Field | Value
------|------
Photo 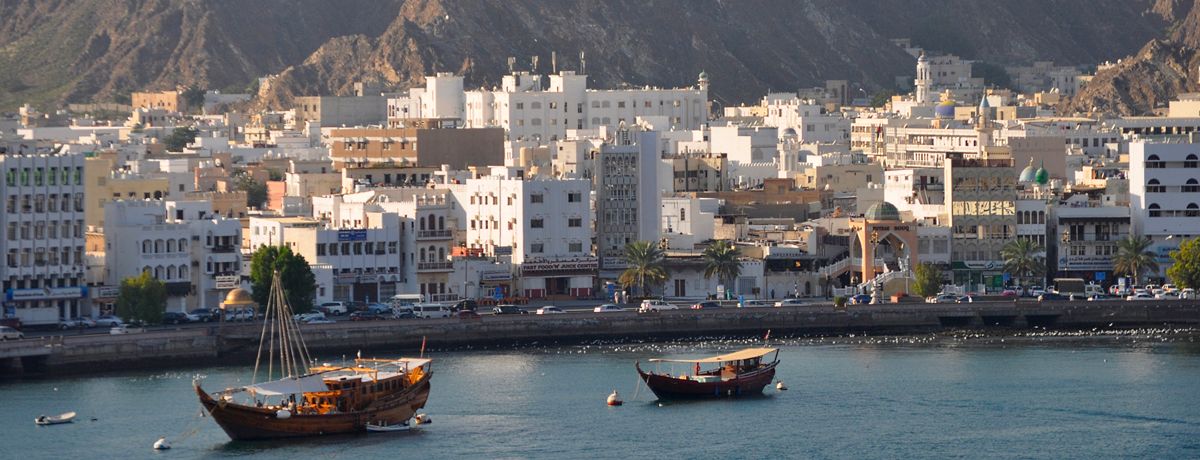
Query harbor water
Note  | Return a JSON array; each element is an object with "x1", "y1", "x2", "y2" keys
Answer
[{"x1": 2, "y1": 330, "x2": 1199, "y2": 459}]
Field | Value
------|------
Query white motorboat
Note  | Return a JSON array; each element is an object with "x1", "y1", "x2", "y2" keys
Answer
[
  {"x1": 366, "y1": 421, "x2": 412, "y2": 432},
  {"x1": 35, "y1": 412, "x2": 76, "y2": 425}
]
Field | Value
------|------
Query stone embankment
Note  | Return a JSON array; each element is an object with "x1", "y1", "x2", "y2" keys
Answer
[{"x1": 2, "y1": 300, "x2": 1197, "y2": 375}]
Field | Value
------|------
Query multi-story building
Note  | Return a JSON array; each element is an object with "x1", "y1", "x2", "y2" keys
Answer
[
  {"x1": 1128, "y1": 139, "x2": 1200, "y2": 279},
  {"x1": 443, "y1": 168, "x2": 595, "y2": 298},
  {"x1": 595, "y1": 129, "x2": 661, "y2": 275},
  {"x1": 327, "y1": 123, "x2": 504, "y2": 170},
  {"x1": 1, "y1": 142, "x2": 87, "y2": 325}
]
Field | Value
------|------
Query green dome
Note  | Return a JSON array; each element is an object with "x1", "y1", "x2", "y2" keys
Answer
[
  {"x1": 1034, "y1": 167, "x2": 1049, "y2": 185},
  {"x1": 865, "y1": 201, "x2": 901, "y2": 221}
]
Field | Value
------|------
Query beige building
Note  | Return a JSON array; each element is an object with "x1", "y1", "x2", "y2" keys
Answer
[
  {"x1": 84, "y1": 157, "x2": 170, "y2": 229},
  {"x1": 329, "y1": 123, "x2": 504, "y2": 170},
  {"x1": 132, "y1": 91, "x2": 185, "y2": 113}
]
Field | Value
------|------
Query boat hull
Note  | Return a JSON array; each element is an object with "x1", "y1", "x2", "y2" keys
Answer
[
  {"x1": 196, "y1": 374, "x2": 431, "y2": 441},
  {"x1": 636, "y1": 361, "x2": 777, "y2": 399}
]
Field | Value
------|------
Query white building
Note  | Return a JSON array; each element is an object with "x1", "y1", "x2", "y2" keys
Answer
[
  {"x1": 595, "y1": 129, "x2": 661, "y2": 274},
  {"x1": 1, "y1": 142, "x2": 87, "y2": 325},
  {"x1": 1128, "y1": 139, "x2": 1200, "y2": 278}
]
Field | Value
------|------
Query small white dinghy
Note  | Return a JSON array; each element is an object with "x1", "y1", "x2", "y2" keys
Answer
[
  {"x1": 35, "y1": 412, "x2": 76, "y2": 426},
  {"x1": 366, "y1": 421, "x2": 412, "y2": 432}
]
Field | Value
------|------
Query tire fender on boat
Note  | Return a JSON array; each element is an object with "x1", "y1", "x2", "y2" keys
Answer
[{"x1": 275, "y1": 409, "x2": 292, "y2": 419}]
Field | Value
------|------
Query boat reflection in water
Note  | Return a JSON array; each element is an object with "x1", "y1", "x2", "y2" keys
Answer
[
  {"x1": 194, "y1": 272, "x2": 432, "y2": 441},
  {"x1": 636, "y1": 347, "x2": 779, "y2": 399}
]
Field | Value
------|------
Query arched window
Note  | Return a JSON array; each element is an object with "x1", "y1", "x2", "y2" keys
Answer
[
  {"x1": 438, "y1": 216, "x2": 445, "y2": 230},
  {"x1": 419, "y1": 216, "x2": 426, "y2": 231},
  {"x1": 1149, "y1": 203, "x2": 1162, "y2": 218},
  {"x1": 167, "y1": 239, "x2": 176, "y2": 253},
  {"x1": 1147, "y1": 179, "x2": 1165, "y2": 193},
  {"x1": 1188, "y1": 203, "x2": 1200, "y2": 218},
  {"x1": 1187, "y1": 154, "x2": 1199, "y2": 168},
  {"x1": 438, "y1": 247, "x2": 446, "y2": 260},
  {"x1": 179, "y1": 265, "x2": 189, "y2": 279},
  {"x1": 179, "y1": 238, "x2": 188, "y2": 251},
  {"x1": 1186, "y1": 178, "x2": 1200, "y2": 193},
  {"x1": 166, "y1": 265, "x2": 176, "y2": 280},
  {"x1": 142, "y1": 240, "x2": 151, "y2": 254},
  {"x1": 680, "y1": 208, "x2": 686, "y2": 222},
  {"x1": 154, "y1": 239, "x2": 164, "y2": 253},
  {"x1": 1147, "y1": 154, "x2": 1165, "y2": 168},
  {"x1": 143, "y1": 266, "x2": 152, "y2": 275},
  {"x1": 154, "y1": 265, "x2": 164, "y2": 279},
  {"x1": 419, "y1": 248, "x2": 426, "y2": 262}
]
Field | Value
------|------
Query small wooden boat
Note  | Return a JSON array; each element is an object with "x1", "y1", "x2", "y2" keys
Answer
[
  {"x1": 35, "y1": 412, "x2": 76, "y2": 425},
  {"x1": 636, "y1": 347, "x2": 779, "y2": 399},
  {"x1": 366, "y1": 421, "x2": 412, "y2": 432}
]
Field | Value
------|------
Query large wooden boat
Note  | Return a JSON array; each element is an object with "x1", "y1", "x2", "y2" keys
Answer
[
  {"x1": 195, "y1": 272, "x2": 432, "y2": 441},
  {"x1": 636, "y1": 347, "x2": 779, "y2": 399}
]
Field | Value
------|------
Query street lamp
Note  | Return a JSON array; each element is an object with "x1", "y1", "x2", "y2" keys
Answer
[{"x1": 870, "y1": 231, "x2": 882, "y2": 304}]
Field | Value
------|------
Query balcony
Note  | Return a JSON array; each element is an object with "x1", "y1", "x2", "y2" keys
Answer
[
  {"x1": 417, "y1": 229, "x2": 453, "y2": 240},
  {"x1": 417, "y1": 261, "x2": 454, "y2": 272},
  {"x1": 211, "y1": 244, "x2": 237, "y2": 253}
]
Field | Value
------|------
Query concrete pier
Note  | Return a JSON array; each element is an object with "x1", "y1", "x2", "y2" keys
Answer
[{"x1": 2, "y1": 300, "x2": 1197, "y2": 375}]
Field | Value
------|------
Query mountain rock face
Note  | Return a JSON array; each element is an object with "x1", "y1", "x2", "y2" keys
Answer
[{"x1": 0, "y1": 0, "x2": 1172, "y2": 111}]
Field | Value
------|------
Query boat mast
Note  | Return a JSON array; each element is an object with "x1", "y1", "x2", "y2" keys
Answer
[{"x1": 252, "y1": 270, "x2": 314, "y2": 384}]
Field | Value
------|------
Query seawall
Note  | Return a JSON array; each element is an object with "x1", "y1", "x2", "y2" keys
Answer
[{"x1": 3, "y1": 300, "x2": 1198, "y2": 376}]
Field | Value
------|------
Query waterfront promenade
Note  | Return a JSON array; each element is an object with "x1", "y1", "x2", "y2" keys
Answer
[{"x1": 2, "y1": 299, "x2": 1197, "y2": 376}]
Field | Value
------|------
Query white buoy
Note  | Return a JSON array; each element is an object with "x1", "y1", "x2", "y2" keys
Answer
[
  {"x1": 607, "y1": 390, "x2": 623, "y2": 406},
  {"x1": 153, "y1": 437, "x2": 171, "y2": 450},
  {"x1": 776, "y1": 381, "x2": 788, "y2": 391}
]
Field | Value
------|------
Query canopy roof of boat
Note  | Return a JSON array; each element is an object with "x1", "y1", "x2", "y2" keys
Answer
[
  {"x1": 246, "y1": 374, "x2": 330, "y2": 396},
  {"x1": 648, "y1": 347, "x2": 778, "y2": 364}
]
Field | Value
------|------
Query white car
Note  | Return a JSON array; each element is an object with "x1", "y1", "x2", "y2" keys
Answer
[
  {"x1": 536, "y1": 306, "x2": 565, "y2": 315},
  {"x1": 593, "y1": 304, "x2": 624, "y2": 313},
  {"x1": 927, "y1": 293, "x2": 959, "y2": 304},
  {"x1": 774, "y1": 298, "x2": 808, "y2": 307},
  {"x1": 1181, "y1": 288, "x2": 1196, "y2": 300},
  {"x1": 1161, "y1": 284, "x2": 1178, "y2": 293},
  {"x1": 95, "y1": 315, "x2": 124, "y2": 327},
  {"x1": 741, "y1": 300, "x2": 774, "y2": 308},
  {"x1": 294, "y1": 312, "x2": 327, "y2": 323},
  {"x1": 318, "y1": 301, "x2": 349, "y2": 315},
  {"x1": 1155, "y1": 291, "x2": 1180, "y2": 300},
  {"x1": 638, "y1": 300, "x2": 678, "y2": 312},
  {"x1": 0, "y1": 326, "x2": 23, "y2": 340},
  {"x1": 1126, "y1": 293, "x2": 1155, "y2": 301}
]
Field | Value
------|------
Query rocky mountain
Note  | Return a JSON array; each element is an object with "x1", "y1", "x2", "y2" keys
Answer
[{"x1": 0, "y1": 0, "x2": 1175, "y2": 111}]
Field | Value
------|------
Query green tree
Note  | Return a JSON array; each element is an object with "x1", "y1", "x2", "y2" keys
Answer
[
  {"x1": 1167, "y1": 237, "x2": 1200, "y2": 289},
  {"x1": 618, "y1": 241, "x2": 668, "y2": 297},
  {"x1": 1001, "y1": 238, "x2": 1045, "y2": 289},
  {"x1": 114, "y1": 270, "x2": 167, "y2": 324},
  {"x1": 162, "y1": 126, "x2": 198, "y2": 152},
  {"x1": 870, "y1": 89, "x2": 896, "y2": 108},
  {"x1": 232, "y1": 172, "x2": 268, "y2": 209},
  {"x1": 250, "y1": 246, "x2": 317, "y2": 313},
  {"x1": 911, "y1": 263, "x2": 943, "y2": 298},
  {"x1": 1113, "y1": 235, "x2": 1159, "y2": 286},
  {"x1": 181, "y1": 86, "x2": 206, "y2": 111},
  {"x1": 702, "y1": 240, "x2": 741, "y2": 290}
]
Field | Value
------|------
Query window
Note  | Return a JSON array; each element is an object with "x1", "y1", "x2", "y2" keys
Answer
[
  {"x1": 531, "y1": 219, "x2": 544, "y2": 228},
  {"x1": 530, "y1": 194, "x2": 544, "y2": 203},
  {"x1": 569, "y1": 242, "x2": 583, "y2": 252},
  {"x1": 1146, "y1": 179, "x2": 1165, "y2": 193},
  {"x1": 618, "y1": 101, "x2": 626, "y2": 108},
  {"x1": 1149, "y1": 203, "x2": 1162, "y2": 218},
  {"x1": 531, "y1": 243, "x2": 544, "y2": 253},
  {"x1": 567, "y1": 192, "x2": 581, "y2": 203},
  {"x1": 317, "y1": 243, "x2": 326, "y2": 256},
  {"x1": 1188, "y1": 203, "x2": 1200, "y2": 218},
  {"x1": 568, "y1": 218, "x2": 582, "y2": 227},
  {"x1": 515, "y1": 102, "x2": 524, "y2": 110},
  {"x1": 1187, "y1": 154, "x2": 1200, "y2": 168},
  {"x1": 1185, "y1": 178, "x2": 1200, "y2": 193},
  {"x1": 1146, "y1": 154, "x2": 1166, "y2": 169}
]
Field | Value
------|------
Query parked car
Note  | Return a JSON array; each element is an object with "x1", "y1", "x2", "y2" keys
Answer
[
  {"x1": 536, "y1": 306, "x2": 565, "y2": 315},
  {"x1": 957, "y1": 295, "x2": 974, "y2": 303},
  {"x1": 1181, "y1": 288, "x2": 1196, "y2": 300},
  {"x1": 224, "y1": 308, "x2": 253, "y2": 322},
  {"x1": 366, "y1": 303, "x2": 392, "y2": 314},
  {"x1": 1000, "y1": 289, "x2": 1019, "y2": 298},
  {"x1": 413, "y1": 304, "x2": 453, "y2": 319},
  {"x1": 318, "y1": 302, "x2": 349, "y2": 316},
  {"x1": 189, "y1": 309, "x2": 217, "y2": 322},
  {"x1": 926, "y1": 293, "x2": 958, "y2": 304},
  {"x1": 1087, "y1": 294, "x2": 1116, "y2": 302},
  {"x1": 392, "y1": 310, "x2": 417, "y2": 319},
  {"x1": 349, "y1": 311, "x2": 385, "y2": 321},
  {"x1": 95, "y1": 315, "x2": 124, "y2": 327},
  {"x1": 0, "y1": 325, "x2": 24, "y2": 340},
  {"x1": 305, "y1": 318, "x2": 337, "y2": 324},
  {"x1": 1162, "y1": 284, "x2": 1178, "y2": 293},
  {"x1": 1027, "y1": 286, "x2": 1046, "y2": 298},
  {"x1": 1126, "y1": 292, "x2": 1155, "y2": 301},
  {"x1": 493, "y1": 305, "x2": 529, "y2": 315},
  {"x1": 1155, "y1": 291, "x2": 1180, "y2": 300},
  {"x1": 1038, "y1": 292, "x2": 1066, "y2": 302},
  {"x1": 451, "y1": 299, "x2": 479, "y2": 311},
  {"x1": 639, "y1": 299, "x2": 678, "y2": 312},
  {"x1": 161, "y1": 312, "x2": 191, "y2": 325},
  {"x1": 109, "y1": 325, "x2": 144, "y2": 335},
  {"x1": 774, "y1": 298, "x2": 808, "y2": 307},
  {"x1": 850, "y1": 294, "x2": 873, "y2": 305},
  {"x1": 740, "y1": 300, "x2": 773, "y2": 308},
  {"x1": 57, "y1": 318, "x2": 81, "y2": 330},
  {"x1": 294, "y1": 312, "x2": 327, "y2": 323},
  {"x1": 690, "y1": 301, "x2": 721, "y2": 310},
  {"x1": 593, "y1": 304, "x2": 625, "y2": 313},
  {"x1": 453, "y1": 309, "x2": 482, "y2": 319}
]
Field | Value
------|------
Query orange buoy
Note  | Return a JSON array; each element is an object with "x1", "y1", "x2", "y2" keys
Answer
[{"x1": 606, "y1": 390, "x2": 623, "y2": 406}]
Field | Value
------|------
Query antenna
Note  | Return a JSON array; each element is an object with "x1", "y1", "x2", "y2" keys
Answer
[
  {"x1": 580, "y1": 51, "x2": 586, "y2": 74},
  {"x1": 552, "y1": 51, "x2": 558, "y2": 74}
]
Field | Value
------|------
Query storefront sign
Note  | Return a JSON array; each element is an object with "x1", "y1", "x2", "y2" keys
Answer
[
  {"x1": 520, "y1": 258, "x2": 599, "y2": 275},
  {"x1": 1059, "y1": 255, "x2": 1112, "y2": 271},
  {"x1": 214, "y1": 275, "x2": 240, "y2": 289},
  {"x1": 337, "y1": 229, "x2": 368, "y2": 242},
  {"x1": 93, "y1": 286, "x2": 120, "y2": 299},
  {"x1": 481, "y1": 271, "x2": 512, "y2": 282},
  {"x1": 6, "y1": 286, "x2": 85, "y2": 301}
]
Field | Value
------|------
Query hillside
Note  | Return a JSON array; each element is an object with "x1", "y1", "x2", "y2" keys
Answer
[{"x1": 0, "y1": 0, "x2": 1174, "y2": 111}]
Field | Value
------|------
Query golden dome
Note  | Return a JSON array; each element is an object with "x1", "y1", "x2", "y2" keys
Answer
[{"x1": 222, "y1": 288, "x2": 255, "y2": 307}]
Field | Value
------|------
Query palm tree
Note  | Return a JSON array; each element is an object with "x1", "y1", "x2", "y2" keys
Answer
[
  {"x1": 1001, "y1": 238, "x2": 1044, "y2": 290},
  {"x1": 702, "y1": 240, "x2": 741, "y2": 294},
  {"x1": 1113, "y1": 235, "x2": 1159, "y2": 286},
  {"x1": 619, "y1": 240, "x2": 668, "y2": 297}
]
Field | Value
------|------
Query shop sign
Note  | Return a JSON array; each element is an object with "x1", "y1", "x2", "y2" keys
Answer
[
  {"x1": 520, "y1": 258, "x2": 599, "y2": 275},
  {"x1": 215, "y1": 275, "x2": 240, "y2": 289},
  {"x1": 6, "y1": 286, "x2": 85, "y2": 301},
  {"x1": 481, "y1": 271, "x2": 512, "y2": 282}
]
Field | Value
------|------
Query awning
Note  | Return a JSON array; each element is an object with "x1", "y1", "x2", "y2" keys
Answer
[
  {"x1": 649, "y1": 347, "x2": 777, "y2": 364},
  {"x1": 245, "y1": 374, "x2": 330, "y2": 396}
]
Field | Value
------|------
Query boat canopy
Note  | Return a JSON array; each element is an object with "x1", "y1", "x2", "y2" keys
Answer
[
  {"x1": 246, "y1": 374, "x2": 330, "y2": 396},
  {"x1": 648, "y1": 347, "x2": 778, "y2": 364}
]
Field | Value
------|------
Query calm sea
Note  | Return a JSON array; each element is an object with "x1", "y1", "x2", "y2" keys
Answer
[{"x1": 2, "y1": 330, "x2": 1199, "y2": 459}]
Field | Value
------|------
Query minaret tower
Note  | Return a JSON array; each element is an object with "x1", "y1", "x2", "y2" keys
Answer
[{"x1": 914, "y1": 51, "x2": 932, "y2": 105}]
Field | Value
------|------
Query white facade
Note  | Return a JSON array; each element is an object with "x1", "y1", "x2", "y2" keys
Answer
[
  {"x1": 595, "y1": 130, "x2": 661, "y2": 272},
  {"x1": 1, "y1": 143, "x2": 87, "y2": 325},
  {"x1": 1128, "y1": 140, "x2": 1200, "y2": 277}
]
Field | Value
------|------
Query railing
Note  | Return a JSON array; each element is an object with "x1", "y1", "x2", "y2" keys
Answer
[
  {"x1": 417, "y1": 229, "x2": 453, "y2": 239},
  {"x1": 211, "y1": 245, "x2": 237, "y2": 253},
  {"x1": 818, "y1": 257, "x2": 851, "y2": 277},
  {"x1": 417, "y1": 261, "x2": 454, "y2": 271}
]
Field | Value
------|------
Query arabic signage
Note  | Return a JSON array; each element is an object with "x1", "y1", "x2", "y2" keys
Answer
[
  {"x1": 1058, "y1": 255, "x2": 1113, "y2": 271},
  {"x1": 337, "y1": 229, "x2": 368, "y2": 242},
  {"x1": 6, "y1": 286, "x2": 86, "y2": 301},
  {"x1": 93, "y1": 286, "x2": 121, "y2": 299},
  {"x1": 215, "y1": 275, "x2": 240, "y2": 289},
  {"x1": 520, "y1": 258, "x2": 599, "y2": 275},
  {"x1": 481, "y1": 271, "x2": 512, "y2": 282}
]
